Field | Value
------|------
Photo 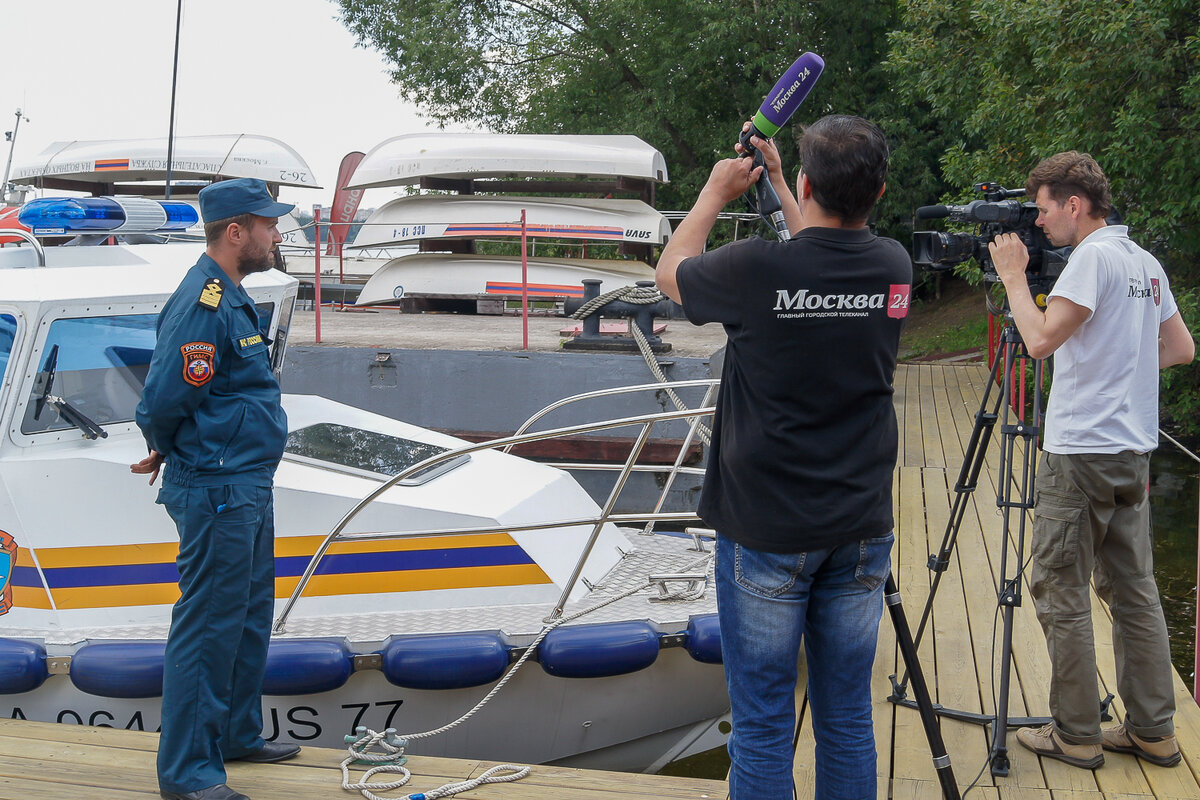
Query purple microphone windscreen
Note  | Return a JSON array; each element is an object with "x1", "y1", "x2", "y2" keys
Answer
[{"x1": 751, "y1": 52, "x2": 824, "y2": 138}]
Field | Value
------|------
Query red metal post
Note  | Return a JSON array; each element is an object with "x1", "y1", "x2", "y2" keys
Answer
[
  {"x1": 313, "y1": 205, "x2": 322, "y2": 344},
  {"x1": 521, "y1": 209, "x2": 529, "y2": 350}
]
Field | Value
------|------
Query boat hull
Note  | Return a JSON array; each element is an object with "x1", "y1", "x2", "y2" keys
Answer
[{"x1": 0, "y1": 641, "x2": 727, "y2": 772}]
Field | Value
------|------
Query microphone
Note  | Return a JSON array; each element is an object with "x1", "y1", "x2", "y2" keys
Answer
[
  {"x1": 916, "y1": 205, "x2": 950, "y2": 220},
  {"x1": 739, "y1": 52, "x2": 826, "y2": 153},
  {"x1": 738, "y1": 52, "x2": 824, "y2": 241}
]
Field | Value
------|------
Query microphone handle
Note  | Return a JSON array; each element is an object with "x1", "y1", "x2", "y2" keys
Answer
[
  {"x1": 738, "y1": 122, "x2": 771, "y2": 157},
  {"x1": 750, "y1": 151, "x2": 790, "y2": 241}
]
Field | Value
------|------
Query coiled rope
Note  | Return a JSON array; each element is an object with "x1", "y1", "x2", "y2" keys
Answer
[
  {"x1": 570, "y1": 285, "x2": 713, "y2": 446},
  {"x1": 339, "y1": 549, "x2": 714, "y2": 798},
  {"x1": 340, "y1": 728, "x2": 529, "y2": 800}
]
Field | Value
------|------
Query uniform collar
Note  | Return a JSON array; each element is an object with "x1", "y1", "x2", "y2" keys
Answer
[{"x1": 197, "y1": 253, "x2": 250, "y2": 307}]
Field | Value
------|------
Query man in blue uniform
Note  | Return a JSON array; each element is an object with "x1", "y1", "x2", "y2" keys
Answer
[{"x1": 131, "y1": 178, "x2": 299, "y2": 800}]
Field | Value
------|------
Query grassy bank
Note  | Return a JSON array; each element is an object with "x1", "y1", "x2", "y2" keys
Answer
[{"x1": 899, "y1": 279, "x2": 990, "y2": 362}]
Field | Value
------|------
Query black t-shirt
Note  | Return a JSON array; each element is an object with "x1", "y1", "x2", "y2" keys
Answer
[{"x1": 676, "y1": 227, "x2": 912, "y2": 553}]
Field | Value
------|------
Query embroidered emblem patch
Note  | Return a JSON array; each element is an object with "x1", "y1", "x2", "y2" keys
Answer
[
  {"x1": 0, "y1": 530, "x2": 15, "y2": 615},
  {"x1": 181, "y1": 342, "x2": 216, "y2": 387},
  {"x1": 198, "y1": 277, "x2": 224, "y2": 311}
]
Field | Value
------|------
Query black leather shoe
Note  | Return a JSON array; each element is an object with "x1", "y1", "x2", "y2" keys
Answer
[
  {"x1": 229, "y1": 741, "x2": 301, "y2": 763},
  {"x1": 160, "y1": 785, "x2": 250, "y2": 800}
]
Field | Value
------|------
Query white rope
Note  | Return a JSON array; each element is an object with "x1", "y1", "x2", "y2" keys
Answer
[
  {"x1": 570, "y1": 284, "x2": 713, "y2": 446},
  {"x1": 337, "y1": 549, "x2": 715, "y2": 797},
  {"x1": 340, "y1": 728, "x2": 530, "y2": 800},
  {"x1": 1159, "y1": 428, "x2": 1200, "y2": 466}
]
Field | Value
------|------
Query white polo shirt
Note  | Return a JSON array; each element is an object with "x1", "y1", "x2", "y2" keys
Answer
[{"x1": 1043, "y1": 225, "x2": 1178, "y2": 454}]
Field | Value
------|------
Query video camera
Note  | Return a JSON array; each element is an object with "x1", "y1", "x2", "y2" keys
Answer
[{"x1": 911, "y1": 182, "x2": 1071, "y2": 301}]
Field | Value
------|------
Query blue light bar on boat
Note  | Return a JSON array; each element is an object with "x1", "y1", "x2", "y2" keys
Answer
[{"x1": 18, "y1": 197, "x2": 199, "y2": 236}]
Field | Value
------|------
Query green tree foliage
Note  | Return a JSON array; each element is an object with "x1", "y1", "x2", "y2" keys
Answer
[
  {"x1": 890, "y1": 0, "x2": 1200, "y2": 437},
  {"x1": 334, "y1": 0, "x2": 938, "y2": 238}
]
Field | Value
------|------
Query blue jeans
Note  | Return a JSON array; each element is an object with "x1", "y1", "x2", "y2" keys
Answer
[{"x1": 716, "y1": 532, "x2": 893, "y2": 800}]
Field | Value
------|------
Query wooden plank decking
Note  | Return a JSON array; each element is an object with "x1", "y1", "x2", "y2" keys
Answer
[
  {"x1": 0, "y1": 718, "x2": 726, "y2": 800},
  {"x1": 2, "y1": 363, "x2": 1198, "y2": 800},
  {"x1": 793, "y1": 363, "x2": 1200, "y2": 799}
]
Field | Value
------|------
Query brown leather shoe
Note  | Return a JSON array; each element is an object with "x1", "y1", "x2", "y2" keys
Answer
[
  {"x1": 1101, "y1": 723, "x2": 1181, "y2": 767},
  {"x1": 1016, "y1": 723, "x2": 1104, "y2": 769}
]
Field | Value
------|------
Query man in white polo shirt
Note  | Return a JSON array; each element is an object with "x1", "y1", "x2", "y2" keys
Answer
[{"x1": 989, "y1": 151, "x2": 1195, "y2": 770}]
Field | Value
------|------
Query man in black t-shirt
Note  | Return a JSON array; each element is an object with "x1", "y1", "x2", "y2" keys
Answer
[{"x1": 657, "y1": 115, "x2": 910, "y2": 800}]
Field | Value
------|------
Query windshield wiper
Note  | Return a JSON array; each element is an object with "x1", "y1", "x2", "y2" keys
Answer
[{"x1": 33, "y1": 344, "x2": 108, "y2": 440}]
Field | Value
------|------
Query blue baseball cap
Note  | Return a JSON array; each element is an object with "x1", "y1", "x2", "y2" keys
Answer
[{"x1": 198, "y1": 178, "x2": 295, "y2": 223}]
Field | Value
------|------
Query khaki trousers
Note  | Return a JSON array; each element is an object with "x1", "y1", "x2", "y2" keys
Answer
[{"x1": 1029, "y1": 450, "x2": 1175, "y2": 744}]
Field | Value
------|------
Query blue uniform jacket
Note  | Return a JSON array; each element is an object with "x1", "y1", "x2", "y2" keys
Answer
[{"x1": 136, "y1": 254, "x2": 288, "y2": 487}]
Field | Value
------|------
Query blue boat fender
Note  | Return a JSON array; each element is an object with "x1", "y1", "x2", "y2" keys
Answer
[
  {"x1": 264, "y1": 639, "x2": 354, "y2": 695},
  {"x1": 539, "y1": 621, "x2": 659, "y2": 679},
  {"x1": 70, "y1": 642, "x2": 165, "y2": 699},
  {"x1": 380, "y1": 633, "x2": 509, "y2": 690},
  {"x1": 0, "y1": 638, "x2": 48, "y2": 694},
  {"x1": 684, "y1": 614, "x2": 722, "y2": 664}
]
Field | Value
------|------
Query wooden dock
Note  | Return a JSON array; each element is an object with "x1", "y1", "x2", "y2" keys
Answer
[
  {"x1": 2, "y1": 363, "x2": 1198, "y2": 799},
  {"x1": 0, "y1": 717, "x2": 726, "y2": 799},
  {"x1": 790, "y1": 363, "x2": 1200, "y2": 799}
]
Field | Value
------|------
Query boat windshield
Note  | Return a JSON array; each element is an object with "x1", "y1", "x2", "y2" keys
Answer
[
  {"x1": 284, "y1": 423, "x2": 469, "y2": 484},
  {"x1": 0, "y1": 314, "x2": 15, "y2": 383},
  {"x1": 21, "y1": 315, "x2": 157, "y2": 435}
]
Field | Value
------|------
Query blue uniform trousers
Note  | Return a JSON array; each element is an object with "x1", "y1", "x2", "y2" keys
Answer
[{"x1": 156, "y1": 482, "x2": 275, "y2": 794}]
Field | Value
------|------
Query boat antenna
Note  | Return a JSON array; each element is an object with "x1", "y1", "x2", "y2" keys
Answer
[
  {"x1": 164, "y1": 0, "x2": 184, "y2": 200},
  {"x1": 2, "y1": 108, "x2": 30, "y2": 205}
]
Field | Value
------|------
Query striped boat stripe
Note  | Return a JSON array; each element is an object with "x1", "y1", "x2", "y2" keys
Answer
[
  {"x1": 94, "y1": 159, "x2": 130, "y2": 171},
  {"x1": 443, "y1": 223, "x2": 624, "y2": 240},
  {"x1": 7, "y1": 534, "x2": 551, "y2": 610},
  {"x1": 485, "y1": 282, "x2": 585, "y2": 297}
]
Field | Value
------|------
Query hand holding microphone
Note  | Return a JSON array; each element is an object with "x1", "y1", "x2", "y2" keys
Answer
[{"x1": 738, "y1": 51, "x2": 824, "y2": 240}]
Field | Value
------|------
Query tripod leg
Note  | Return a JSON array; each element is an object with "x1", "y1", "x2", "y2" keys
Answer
[
  {"x1": 885, "y1": 573, "x2": 961, "y2": 800},
  {"x1": 893, "y1": 351, "x2": 1007, "y2": 700}
]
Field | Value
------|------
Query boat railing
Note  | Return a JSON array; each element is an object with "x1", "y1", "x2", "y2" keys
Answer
[
  {"x1": 0, "y1": 229, "x2": 46, "y2": 266},
  {"x1": 272, "y1": 379, "x2": 718, "y2": 634}
]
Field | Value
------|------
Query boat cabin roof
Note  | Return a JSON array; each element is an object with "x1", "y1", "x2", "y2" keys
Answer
[{"x1": 12, "y1": 134, "x2": 321, "y2": 193}]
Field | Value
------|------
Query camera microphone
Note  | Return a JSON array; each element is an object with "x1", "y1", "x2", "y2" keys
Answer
[
  {"x1": 916, "y1": 205, "x2": 951, "y2": 220},
  {"x1": 739, "y1": 51, "x2": 824, "y2": 241}
]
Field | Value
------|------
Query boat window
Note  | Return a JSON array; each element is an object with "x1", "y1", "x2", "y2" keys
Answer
[
  {"x1": 284, "y1": 423, "x2": 469, "y2": 485},
  {"x1": 20, "y1": 314, "x2": 157, "y2": 435},
  {"x1": 0, "y1": 314, "x2": 16, "y2": 383},
  {"x1": 271, "y1": 296, "x2": 295, "y2": 379},
  {"x1": 254, "y1": 302, "x2": 274, "y2": 336}
]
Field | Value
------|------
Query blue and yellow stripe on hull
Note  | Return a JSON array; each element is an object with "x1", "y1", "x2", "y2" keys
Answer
[{"x1": 8, "y1": 533, "x2": 551, "y2": 610}]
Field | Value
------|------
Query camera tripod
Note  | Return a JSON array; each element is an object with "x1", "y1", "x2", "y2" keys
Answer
[{"x1": 887, "y1": 321, "x2": 1112, "y2": 777}]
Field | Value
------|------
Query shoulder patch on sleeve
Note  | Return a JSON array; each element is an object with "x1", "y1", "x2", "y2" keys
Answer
[
  {"x1": 198, "y1": 277, "x2": 224, "y2": 311},
  {"x1": 180, "y1": 342, "x2": 216, "y2": 387}
]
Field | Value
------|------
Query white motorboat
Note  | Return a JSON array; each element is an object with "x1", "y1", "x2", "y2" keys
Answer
[
  {"x1": 10, "y1": 134, "x2": 317, "y2": 248},
  {"x1": 0, "y1": 199, "x2": 728, "y2": 772},
  {"x1": 346, "y1": 133, "x2": 668, "y2": 190},
  {"x1": 354, "y1": 253, "x2": 655, "y2": 305},
  {"x1": 349, "y1": 194, "x2": 671, "y2": 250},
  {"x1": 327, "y1": 134, "x2": 671, "y2": 309}
]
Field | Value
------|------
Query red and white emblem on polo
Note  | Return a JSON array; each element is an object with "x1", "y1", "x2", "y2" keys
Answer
[{"x1": 181, "y1": 341, "x2": 216, "y2": 387}]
